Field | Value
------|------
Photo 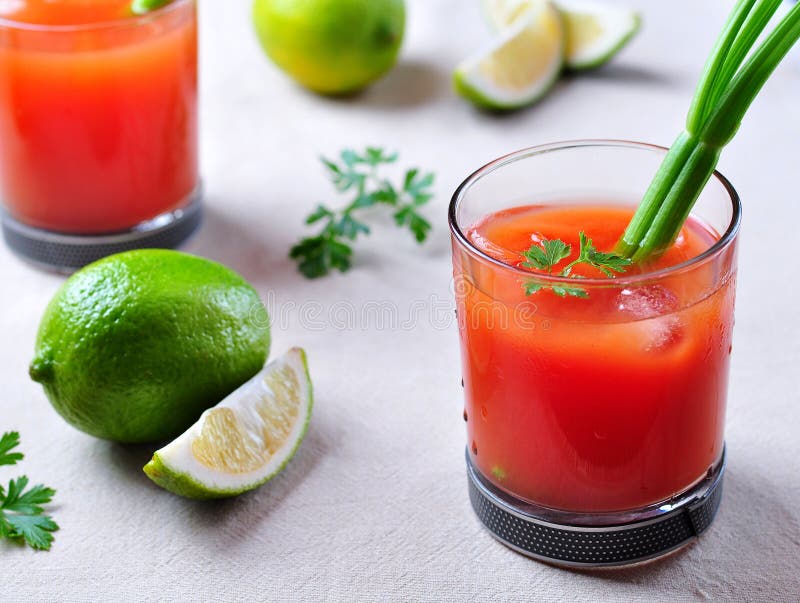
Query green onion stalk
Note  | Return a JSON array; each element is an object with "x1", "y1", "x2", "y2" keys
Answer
[{"x1": 617, "y1": 0, "x2": 800, "y2": 262}]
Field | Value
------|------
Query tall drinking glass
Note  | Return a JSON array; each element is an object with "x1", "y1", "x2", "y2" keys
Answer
[
  {"x1": 0, "y1": 0, "x2": 200, "y2": 271},
  {"x1": 450, "y1": 141, "x2": 740, "y2": 567}
]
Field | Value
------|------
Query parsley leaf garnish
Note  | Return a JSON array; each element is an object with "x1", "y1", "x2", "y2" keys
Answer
[
  {"x1": 0, "y1": 432, "x2": 58, "y2": 551},
  {"x1": 521, "y1": 238, "x2": 571, "y2": 272},
  {"x1": 565, "y1": 231, "x2": 633, "y2": 277},
  {"x1": 522, "y1": 231, "x2": 632, "y2": 298},
  {"x1": 0, "y1": 431, "x2": 23, "y2": 466},
  {"x1": 290, "y1": 148, "x2": 435, "y2": 279}
]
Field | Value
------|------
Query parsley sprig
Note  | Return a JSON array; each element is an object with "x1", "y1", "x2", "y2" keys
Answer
[
  {"x1": 0, "y1": 431, "x2": 23, "y2": 466},
  {"x1": 521, "y1": 232, "x2": 632, "y2": 298},
  {"x1": 0, "y1": 431, "x2": 58, "y2": 551},
  {"x1": 290, "y1": 148, "x2": 435, "y2": 278}
]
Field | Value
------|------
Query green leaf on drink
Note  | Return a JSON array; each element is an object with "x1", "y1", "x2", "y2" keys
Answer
[
  {"x1": 521, "y1": 231, "x2": 628, "y2": 299},
  {"x1": 521, "y1": 238, "x2": 571, "y2": 272},
  {"x1": 572, "y1": 231, "x2": 631, "y2": 277}
]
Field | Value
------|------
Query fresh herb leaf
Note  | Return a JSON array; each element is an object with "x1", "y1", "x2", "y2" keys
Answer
[
  {"x1": 340, "y1": 149, "x2": 363, "y2": 168},
  {"x1": 305, "y1": 204, "x2": 334, "y2": 225},
  {"x1": 563, "y1": 286, "x2": 590, "y2": 298},
  {"x1": 565, "y1": 232, "x2": 632, "y2": 277},
  {"x1": 521, "y1": 246, "x2": 550, "y2": 271},
  {"x1": 550, "y1": 285, "x2": 590, "y2": 298},
  {"x1": 351, "y1": 193, "x2": 378, "y2": 209},
  {"x1": 521, "y1": 239, "x2": 571, "y2": 272},
  {"x1": 2, "y1": 476, "x2": 54, "y2": 515},
  {"x1": 372, "y1": 183, "x2": 399, "y2": 205},
  {"x1": 290, "y1": 235, "x2": 353, "y2": 279},
  {"x1": 0, "y1": 436, "x2": 58, "y2": 551},
  {"x1": 4, "y1": 513, "x2": 58, "y2": 551},
  {"x1": 521, "y1": 231, "x2": 630, "y2": 298},
  {"x1": 523, "y1": 281, "x2": 544, "y2": 295},
  {"x1": 364, "y1": 147, "x2": 398, "y2": 166},
  {"x1": 0, "y1": 432, "x2": 23, "y2": 466},
  {"x1": 543, "y1": 239, "x2": 572, "y2": 268},
  {"x1": 291, "y1": 148, "x2": 435, "y2": 278},
  {"x1": 585, "y1": 247, "x2": 633, "y2": 275},
  {"x1": 335, "y1": 214, "x2": 370, "y2": 240}
]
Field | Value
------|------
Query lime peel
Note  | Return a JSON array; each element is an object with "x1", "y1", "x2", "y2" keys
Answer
[
  {"x1": 30, "y1": 249, "x2": 271, "y2": 444},
  {"x1": 455, "y1": 2, "x2": 565, "y2": 111},
  {"x1": 130, "y1": 0, "x2": 173, "y2": 16},
  {"x1": 481, "y1": 0, "x2": 640, "y2": 72},
  {"x1": 143, "y1": 348, "x2": 313, "y2": 500},
  {"x1": 558, "y1": 0, "x2": 641, "y2": 70},
  {"x1": 252, "y1": 0, "x2": 406, "y2": 95}
]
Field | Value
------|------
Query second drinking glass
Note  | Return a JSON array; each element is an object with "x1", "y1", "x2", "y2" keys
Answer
[{"x1": 0, "y1": 0, "x2": 200, "y2": 271}]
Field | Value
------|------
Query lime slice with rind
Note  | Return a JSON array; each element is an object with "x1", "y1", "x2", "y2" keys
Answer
[
  {"x1": 455, "y1": 1, "x2": 564, "y2": 111},
  {"x1": 482, "y1": 0, "x2": 640, "y2": 71},
  {"x1": 143, "y1": 348, "x2": 313, "y2": 500},
  {"x1": 558, "y1": 0, "x2": 640, "y2": 70}
]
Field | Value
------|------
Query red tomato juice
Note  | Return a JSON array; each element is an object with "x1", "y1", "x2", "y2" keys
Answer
[
  {"x1": 455, "y1": 204, "x2": 736, "y2": 513},
  {"x1": 0, "y1": 0, "x2": 197, "y2": 233}
]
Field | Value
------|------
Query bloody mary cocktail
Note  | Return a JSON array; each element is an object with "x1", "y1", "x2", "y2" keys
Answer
[
  {"x1": 451, "y1": 142, "x2": 740, "y2": 518},
  {"x1": 0, "y1": 0, "x2": 198, "y2": 235}
]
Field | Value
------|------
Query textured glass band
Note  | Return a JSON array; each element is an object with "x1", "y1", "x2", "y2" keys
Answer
[
  {"x1": 467, "y1": 449, "x2": 724, "y2": 567},
  {"x1": 1, "y1": 186, "x2": 202, "y2": 273}
]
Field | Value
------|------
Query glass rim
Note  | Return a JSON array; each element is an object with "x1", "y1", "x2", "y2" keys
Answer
[
  {"x1": 449, "y1": 139, "x2": 742, "y2": 288},
  {"x1": 0, "y1": 0, "x2": 194, "y2": 33}
]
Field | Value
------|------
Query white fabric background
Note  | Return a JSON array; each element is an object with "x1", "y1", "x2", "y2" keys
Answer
[{"x1": 4, "y1": 0, "x2": 800, "y2": 600}]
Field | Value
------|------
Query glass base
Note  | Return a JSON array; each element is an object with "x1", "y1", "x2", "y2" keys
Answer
[
  {"x1": 1, "y1": 186, "x2": 203, "y2": 274},
  {"x1": 467, "y1": 447, "x2": 725, "y2": 568}
]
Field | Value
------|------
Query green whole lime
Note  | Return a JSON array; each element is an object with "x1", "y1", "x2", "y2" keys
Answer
[
  {"x1": 252, "y1": 0, "x2": 406, "y2": 95},
  {"x1": 29, "y1": 250, "x2": 271, "y2": 444}
]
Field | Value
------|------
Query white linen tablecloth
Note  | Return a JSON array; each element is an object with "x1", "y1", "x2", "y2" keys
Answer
[{"x1": 4, "y1": 1, "x2": 800, "y2": 600}]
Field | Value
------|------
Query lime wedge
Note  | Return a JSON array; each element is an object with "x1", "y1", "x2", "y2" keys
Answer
[
  {"x1": 455, "y1": 2, "x2": 564, "y2": 110},
  {"x1": 143, "y1": 348, "x2": 313, "y2": 500},
  {"x1": 558, "y1": 0, "x2": 640, "y2": 70},
  {"x1": 482, "y1": 0, "x2": 640, "y2": 71},
  {"x1": 481, "y1": 0, "x2": 536, "y2": 28}
]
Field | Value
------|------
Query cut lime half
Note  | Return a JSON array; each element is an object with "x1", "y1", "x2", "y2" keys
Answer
[
  {"x1": 482, "y1": 0, "x2": 640, "y2": 71},
  {"x1": 455, "y1": 2, "x2": 564, "y2": 111},
  {"x1": 143, "y1": 348, "x2": 313, "y2": 500}
]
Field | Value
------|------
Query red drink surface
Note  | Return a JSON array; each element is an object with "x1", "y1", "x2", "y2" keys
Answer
[
  {"x1": 456, "y1": 204, "x2": 735, "y2": 512},
  {"x1": 0, "y1": 0, "x2": 142, "y2": 25},
  {"x1": 0, "y1": 0, "x2": 197, "y2": 233}
]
